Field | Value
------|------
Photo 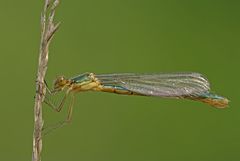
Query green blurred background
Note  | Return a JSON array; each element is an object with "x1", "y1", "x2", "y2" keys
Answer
[{"x1": 0, "y1": 0, "x2": 239, "y2": 160}]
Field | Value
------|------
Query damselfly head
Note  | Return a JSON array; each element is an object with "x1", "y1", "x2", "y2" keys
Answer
[{"x1": 53, "y1": 76, "x2": 70, "y2": 91}]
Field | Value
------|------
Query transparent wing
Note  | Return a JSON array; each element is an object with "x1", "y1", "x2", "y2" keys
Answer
[{"x1": 96, "y1": 73, "x2": 210, "y2": 98}]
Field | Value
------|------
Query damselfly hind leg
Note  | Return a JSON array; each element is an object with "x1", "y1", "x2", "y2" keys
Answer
[
  {"x1": 42, "y1": 80, "x2": 75, "y2": 135},
  {"x1": 42, "y1": 93, "x2": 75, "y2": 136}
]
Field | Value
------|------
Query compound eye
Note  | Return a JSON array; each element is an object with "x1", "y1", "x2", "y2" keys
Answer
[
  {"x1": 54, "y1": 76, "x2": 66, "y2": 88},
  {"x1": 58, "y1": 76, "x2": 65, "y2": 81}
]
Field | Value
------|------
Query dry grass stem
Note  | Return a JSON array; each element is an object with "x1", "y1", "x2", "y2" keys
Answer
[{"x1": 32, "y1": 0, "x2": 60, "y2": 161}]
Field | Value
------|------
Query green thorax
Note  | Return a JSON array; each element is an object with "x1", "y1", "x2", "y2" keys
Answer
[{"x1": 70, "y1": 73, "x2": 91, "y2": 83}]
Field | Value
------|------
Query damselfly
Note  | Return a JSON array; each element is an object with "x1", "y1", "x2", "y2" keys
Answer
[{"x1": 44, "y1": 72, "x2": 228, "y2": 122}]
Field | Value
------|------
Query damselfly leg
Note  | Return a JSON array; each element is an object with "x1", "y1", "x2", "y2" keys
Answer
[{"x1": 43, "y1": 80, "x2": 75, "y2": 135}]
